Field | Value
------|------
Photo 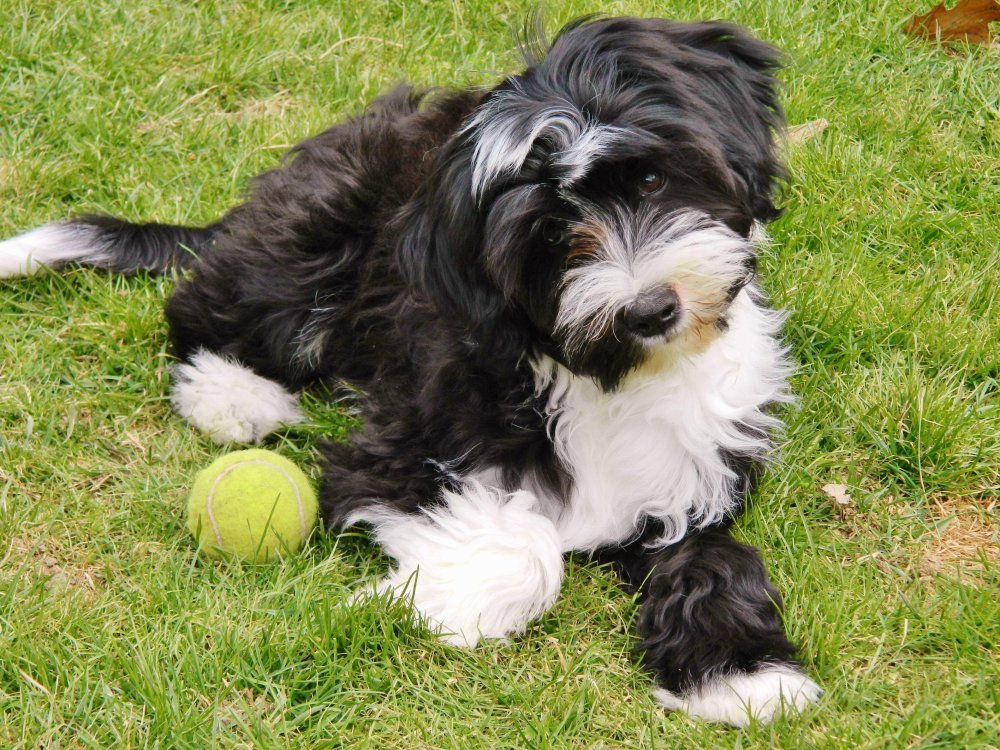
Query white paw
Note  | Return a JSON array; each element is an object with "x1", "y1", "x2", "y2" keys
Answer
[
  {"x1": 654, "y1": 665, "x2": 822, "y2": 727},
  {"x1": 354, "y1": 483, "x2": 565, "y2": 648},
  {"x1": 171, "y1": 349, "x2": 302, "y2": 443}
]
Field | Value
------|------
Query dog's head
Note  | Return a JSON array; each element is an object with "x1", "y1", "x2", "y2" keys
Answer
[{"x1": 401, "y1": 17, "x2": 784, "y2": 390}]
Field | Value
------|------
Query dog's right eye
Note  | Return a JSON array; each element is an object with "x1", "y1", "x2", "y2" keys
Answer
[
  {"x1": 638, "y1": 171, "x2": 666, "y2": 196},
  {"x1": 539, "y1": 218, "x2": 567, "y2": 247}
]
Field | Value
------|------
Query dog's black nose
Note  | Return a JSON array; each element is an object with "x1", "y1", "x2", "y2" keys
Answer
[{"x1": 621, "y1": 287, "x2": 681, "y2": 338}]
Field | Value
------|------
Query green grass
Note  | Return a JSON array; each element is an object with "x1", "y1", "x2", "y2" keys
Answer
[{"x1": 1, "y1": 0, "x2": 998, "y2": 747}]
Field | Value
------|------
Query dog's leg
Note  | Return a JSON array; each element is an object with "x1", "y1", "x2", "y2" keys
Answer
[
  {"x1": 170, "y1": 349, "x2": 303, "y2": 444},
  {"x1": 601, "y1": 526, "x2": 820, "y2": 726},
  {"x1": 352, "y1": 481, "x2": 564, "y2": 647}
]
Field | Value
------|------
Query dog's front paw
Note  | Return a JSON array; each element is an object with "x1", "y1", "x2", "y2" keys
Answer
[
  {"x1": 171, "y1": 349, "x2": 302, "y2": 443},
  {"x1": 355, "y1": 484, "x2": 565, "y2": 648},
  {"x1": 654, "y1": 665, "x2": 821, "y2": 727}
]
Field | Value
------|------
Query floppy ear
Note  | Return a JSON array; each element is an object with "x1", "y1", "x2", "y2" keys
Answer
[
  {"x1": 395, "y1": 136, "x2": 512, "y2": 345},
  {"x1": 663, "y1": 21, "x2": 787, "y2": 222}
]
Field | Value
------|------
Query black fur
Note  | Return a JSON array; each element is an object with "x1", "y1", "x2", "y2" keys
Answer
[
  {"x1": 594, "y1": 522, "x2": 797, "y2": 695},
  {"x1": 165, "y1": 85, "x2": 485, "y2": 390},
  {"x1": 80, "y1": 214, "x2": 220, "y2": 274}
]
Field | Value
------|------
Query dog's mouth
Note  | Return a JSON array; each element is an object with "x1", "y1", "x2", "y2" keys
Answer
[{"x1": 625, "y1": 323, "x2": 683, "y2": 347}]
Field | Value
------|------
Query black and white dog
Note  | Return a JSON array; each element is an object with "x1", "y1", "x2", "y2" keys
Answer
[{"x1": 1, "y1": 17, "x2": 821, "y2": 725}]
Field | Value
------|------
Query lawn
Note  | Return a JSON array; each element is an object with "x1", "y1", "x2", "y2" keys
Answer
[{"x1": 1, "y1": 0, "x2": 998, "y2": 748}]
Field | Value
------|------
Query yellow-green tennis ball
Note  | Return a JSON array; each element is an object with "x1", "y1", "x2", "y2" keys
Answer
[{"x1": 186, "y1": 449, "x2": 318, "y2": 563}]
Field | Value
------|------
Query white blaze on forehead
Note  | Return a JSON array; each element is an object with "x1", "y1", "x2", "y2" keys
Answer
[
  {"x1": 550, "y1": 124, "x2": 627, "y2": 187},
  {"x1": 466, "y1": 89, "x2": 624, "y2": 199}
]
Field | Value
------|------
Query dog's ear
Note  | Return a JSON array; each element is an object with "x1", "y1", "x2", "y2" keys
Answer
[
  {"x1": 396, "y1": 139, "x2": 515, "y2": 349},
  {"x1": 645, "y1": 20, "x2": 786, "y2": 223},
  {"x1": 675, "y1": 22, "x2": 786, "y2": 222}
]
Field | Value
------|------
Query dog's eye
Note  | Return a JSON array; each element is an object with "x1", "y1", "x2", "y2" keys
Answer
[
  {"x1": 539, "y1": 218, "x2": 567, "y2": 247},
  {"x1": 638, "y1": 171, "x2": 665, "y2": 196}
]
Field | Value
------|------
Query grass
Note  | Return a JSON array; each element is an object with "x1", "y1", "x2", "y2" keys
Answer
[{"x1": 1, "y1": 0, "x2": 998, "y2": 747}]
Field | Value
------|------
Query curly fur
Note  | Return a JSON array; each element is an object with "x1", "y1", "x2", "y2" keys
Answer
[{"x1": 0, "y1": 16, "x2": 821, "y2": 725}]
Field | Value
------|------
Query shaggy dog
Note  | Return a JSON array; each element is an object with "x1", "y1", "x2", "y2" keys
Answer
[{"x1": 1, "y1": 16, "x2": 821, "y2": 725}]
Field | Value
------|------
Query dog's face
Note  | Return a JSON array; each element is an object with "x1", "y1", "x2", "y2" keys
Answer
[{"x1": 401, "y1": 18, "x2": 784, "y2": 390}]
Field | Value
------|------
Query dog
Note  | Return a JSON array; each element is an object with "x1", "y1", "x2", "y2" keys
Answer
[{"x1": 0, "y1": 16, "x2": 821, "y2": 726}]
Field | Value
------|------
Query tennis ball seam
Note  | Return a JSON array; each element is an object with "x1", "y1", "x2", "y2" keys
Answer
[{"x1": 204, "y1": 459, "x2": 307, "y2": 547}]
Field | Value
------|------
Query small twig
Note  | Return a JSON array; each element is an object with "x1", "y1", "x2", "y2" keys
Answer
[
  {"x1": 137, "y1": 86, "x2": 220, "y2": 132},
  {"x1": 318, "y1": 35, "x2": 403, "y2": 60},
  {"x1": 162, "y1": 86, "x2": 220, "y2": 119}
]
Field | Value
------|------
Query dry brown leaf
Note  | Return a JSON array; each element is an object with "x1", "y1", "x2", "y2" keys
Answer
[
  {"x1": 821, "y1": 483, "x2": 853, "y2": 506},
  {"x1": 904, "y1": 0, "x2": 1000, "y2": 45},
  {"x1": 822, "y1": 483, "x2": 856, "y2": 525},
  {"x1": 787, "y1": 119, "x2": 829, "y2": 144}
]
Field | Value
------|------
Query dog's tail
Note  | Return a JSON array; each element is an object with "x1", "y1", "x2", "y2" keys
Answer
[{"x1": 0, "y1": 215, "x2": 220, "y2": 278}]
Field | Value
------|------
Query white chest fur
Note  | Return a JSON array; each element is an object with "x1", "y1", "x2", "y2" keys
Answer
[{"x1": 532, "y1": 291, "x2": 792, "y2": 552}]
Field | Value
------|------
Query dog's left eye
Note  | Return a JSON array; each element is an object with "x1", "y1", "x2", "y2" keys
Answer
[
  {"x1": 539, "y1": 218, "x2": 567, "y2": 246},
  {"x1": 638, "y1": 171, "x2": 665, "y2": 196}
]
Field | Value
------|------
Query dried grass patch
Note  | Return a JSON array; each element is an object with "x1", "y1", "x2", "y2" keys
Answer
[
  {"x1": 137, "y1": 89, "x2": 296, "y2": 133},
  {"x1": 918, "y1": 496, "x2": 998, "y2": 586},
  {"x1": 5, "y1": 531, "x2": 106, "y2": 595}
]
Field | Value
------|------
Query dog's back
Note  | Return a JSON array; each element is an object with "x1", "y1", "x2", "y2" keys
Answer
[
  {"x1": 0, "y1": 85, "x2": 482, "y2": 390},
  {"x1": 165, "y1": 85, "x2": 483, "y2": 388}
]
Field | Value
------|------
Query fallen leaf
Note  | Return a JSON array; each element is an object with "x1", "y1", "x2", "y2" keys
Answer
[
  {"x1": 787, "y1": 118, "x2": 830, "y2": 144},
  {"x1": 822, "y1": 483, "x2": 853, "y2": 506},
  {"x1": 904, "y1": 0, "x2": 1000, "y2": 45}
]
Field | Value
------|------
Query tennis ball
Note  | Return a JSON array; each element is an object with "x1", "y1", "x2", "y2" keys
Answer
[{"x1": 186, "y1": 449, "x2": 318, "y2": 562}]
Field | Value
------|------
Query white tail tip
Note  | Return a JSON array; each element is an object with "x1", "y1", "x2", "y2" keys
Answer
[{"x1": 0, "y1": 223, "x2": 107, "y2": 278}]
